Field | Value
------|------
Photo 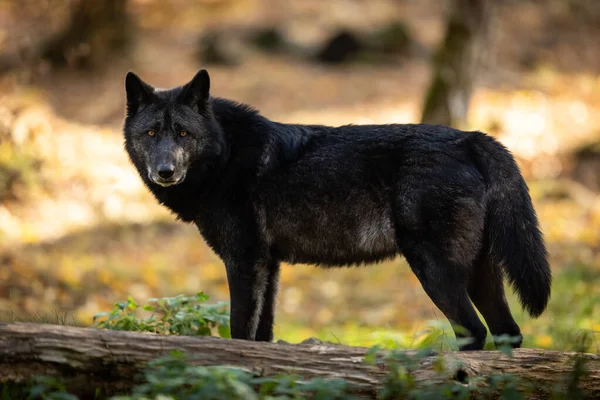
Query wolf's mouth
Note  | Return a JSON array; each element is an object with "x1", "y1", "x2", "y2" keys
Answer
[{"x1": 150, "y1": 173, "x2": 186, "y2": 187}]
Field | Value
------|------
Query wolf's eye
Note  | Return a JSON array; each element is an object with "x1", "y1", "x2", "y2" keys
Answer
[
  {"x1": 180, "y1": 131, "x2": 187, "y2": 137},
  {"x1": 147, "y1": 130, "x2": 155, "y2": 137}
]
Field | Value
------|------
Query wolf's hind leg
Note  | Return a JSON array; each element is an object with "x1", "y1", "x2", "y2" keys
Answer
[
  {"x1": 403, "y1": 246, "x2": 488, "y2": 351},
  {"x1": 468, "y1": 259, "x2": 522, "y2": 348}
]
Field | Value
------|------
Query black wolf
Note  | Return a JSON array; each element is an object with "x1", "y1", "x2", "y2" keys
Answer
[{"x1": 123, "y1": 69, "x2": 551, "y2": 351}]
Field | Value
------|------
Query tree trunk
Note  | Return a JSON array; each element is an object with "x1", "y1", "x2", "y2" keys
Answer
[
  {"x1": 1, "y1": 323, "x2": 599, "y2": 398},
  {"x1": 421, "y1": 0, "x2": 494, "y2": 127},
  {"x1": 41, "y1": 0, "x2": 130, "y2": 69}
]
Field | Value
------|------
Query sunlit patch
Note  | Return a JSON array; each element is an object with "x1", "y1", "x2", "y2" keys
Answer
[
  {"x1": 315, "y1": 308, "x2": 333, "y2": 324},
  {"x1": 535, "y1": 335, "x2": 553, "y2": 348}
]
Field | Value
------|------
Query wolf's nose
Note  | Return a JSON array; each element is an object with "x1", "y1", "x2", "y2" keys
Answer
[{"x1": 157, "y1": 165, "x2": 175, "y2": 179}]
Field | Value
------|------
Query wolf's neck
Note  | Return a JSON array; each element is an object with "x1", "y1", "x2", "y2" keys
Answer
[
  {"x1": 211, "y1": 97, "x2": 264, "y2": 132},
  {"x1": 155, "y1": 98, "x2": 317, "y2": 222},
  {"x1": 211, "y1": 97, "x2": 275, "y2": 169}
]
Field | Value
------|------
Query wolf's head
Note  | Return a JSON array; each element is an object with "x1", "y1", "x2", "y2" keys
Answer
[{"x1": 123, "y1": 69, "x2": 225, "y2": 188}]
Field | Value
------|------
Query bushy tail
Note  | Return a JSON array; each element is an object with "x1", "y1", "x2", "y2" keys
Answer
[{"x1": 470, "y1": 133, "x2": 552, "y2": 317}]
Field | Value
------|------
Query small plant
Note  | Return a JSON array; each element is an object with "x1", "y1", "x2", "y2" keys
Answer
[
  {"x1": 93, "y1": 292, "x2": 230, "y2": 338},
  {"x1": 550, "y1": 331, "x2": 592, "y2": 400},
  {"x1": 413, "y1": 320, "x2": 459, "y2": 352},
  {"x1": 111, "y1": 351, "x2": 259, "y2": 400},
  {"x1": 28, "y1": 376, "x2": 79, "y2": 400},
  {"x1": 368, "y1": 344, "x2": 536, "y2": 400},
  {"x1": 110, "y1": 351, "x2": 355, "y2": 400}
]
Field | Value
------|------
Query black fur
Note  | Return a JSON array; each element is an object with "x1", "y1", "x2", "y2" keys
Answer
[{"x1": 123, "y1": 69, "x2": 552, "y2": 350}]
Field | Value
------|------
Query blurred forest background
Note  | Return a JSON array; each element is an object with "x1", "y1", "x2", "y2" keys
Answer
[{"x1": 0, "y1": 0, "x2": 599, "y2": 351}]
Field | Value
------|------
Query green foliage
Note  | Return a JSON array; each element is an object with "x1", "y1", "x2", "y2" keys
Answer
[
  {"x1": 549, "y1": 331, "x2": 593, "y2": 400},
  {"x1": 414, "y1": 320, "x2": 462, "y2": 351},
  {"x1": 93, "y1": 293, "x2": 230, "y2": 338},
  {"x1": 355, "y1": 337, "x2": 538, "y2": 400},
  {"x1": 29, "y1": 377, "x2": 79, "y2": 400},
  {"x1": 493, "y1": 334, "x2": 525, "y2": 358},
  {"x1": 109, "y1": 351, "x2": 354, "y2": 400},
  {"x1": 374, "y1": 346, "x2": 536, "y2": 400},
  {"x1": 111, "y1": 352, "x2": 260, "y2": 400}
]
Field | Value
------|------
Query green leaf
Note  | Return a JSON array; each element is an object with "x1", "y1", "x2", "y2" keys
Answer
[
  {"x1": 218, "y1": 324, "x2": 231, "y2": 339},
  {"x1": 127, "y1": 296, "x2": 138, "y2": 310},
  {"x1": 364, "y1": 345, "x2": 381, "y2": 365},
  {"x1": 92, "y1": 312, "x2": 110, "y2": 321}
]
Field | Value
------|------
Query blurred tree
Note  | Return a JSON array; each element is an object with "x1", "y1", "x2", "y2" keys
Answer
[
  {"x1": 196, "y1": 30, "x2": 239, "y2": 66},
  {"x1": 41, "y1": 0, "x2": 130, "y2": 69},
  {"x1": 421, "y1": 0, "x2": 495, "y2": 128},
  {"x1": 572, "y1": 140, "x2": 600, "y2": 192},
  {"x1": 315, "y1": 31, "x2": 364, "y2": 64}
]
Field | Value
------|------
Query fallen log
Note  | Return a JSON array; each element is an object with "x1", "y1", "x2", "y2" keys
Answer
[{"x1": 0, "y1": 323, "x2": 599, "y2": 398}]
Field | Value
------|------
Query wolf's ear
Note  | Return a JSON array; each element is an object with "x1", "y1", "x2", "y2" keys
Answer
[
  {"x1": 125, "y1": 72, "x2": 154, "y2": 116},
  {"x1": 178, "y1": 69, "x2": 210, "y2": 112}
]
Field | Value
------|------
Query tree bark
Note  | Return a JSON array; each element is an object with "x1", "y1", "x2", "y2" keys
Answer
[
  {"x1": 41, "y1": 0, "x2": 130, "y2": 69},
  {"x1": 421, "y1": 0, "x2": 494, "y2": 127},
  {"x1": 0, "y1": 323, "x2": 599, "y2": 398}
]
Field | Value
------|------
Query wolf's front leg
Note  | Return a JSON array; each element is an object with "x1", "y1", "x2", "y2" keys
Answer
[
  {"x1": 255, "y1": 261, "x2": 280, "y2": 341},
  {"x1": 225, "y1": 259, "x2": 272, "y2": 340}
]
